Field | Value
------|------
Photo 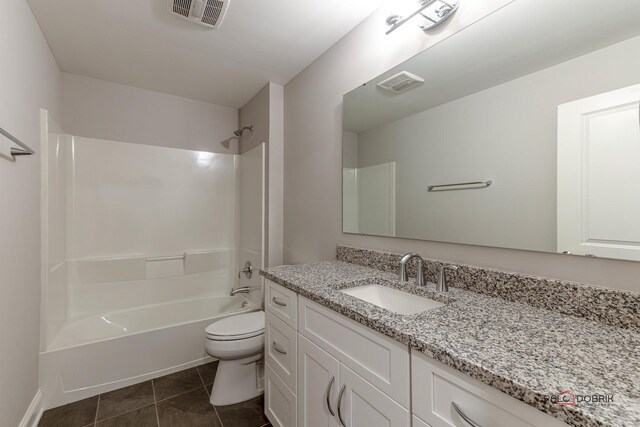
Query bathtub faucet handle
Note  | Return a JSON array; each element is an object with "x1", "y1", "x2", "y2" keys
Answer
[{"x1": 238, "y1": 261, "x2": 253, "y2": 279}]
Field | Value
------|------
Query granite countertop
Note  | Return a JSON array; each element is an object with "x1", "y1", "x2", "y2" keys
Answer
[{"x1": 261, "y1": 261, "x2": 640, "y2": 427}]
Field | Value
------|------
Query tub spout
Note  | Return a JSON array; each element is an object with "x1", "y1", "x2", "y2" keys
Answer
[{"x1": 230, "y1": 286, "x2": 251, "y2": 296}]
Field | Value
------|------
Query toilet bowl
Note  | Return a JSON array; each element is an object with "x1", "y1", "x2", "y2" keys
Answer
[{"x1": 205, "y1": 311, "x2": 265, "y2": 406}]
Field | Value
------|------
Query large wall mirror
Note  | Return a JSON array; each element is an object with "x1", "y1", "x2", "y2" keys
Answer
[{"x1": 342, "y1": 0, "x2": 640, "y2": 262}]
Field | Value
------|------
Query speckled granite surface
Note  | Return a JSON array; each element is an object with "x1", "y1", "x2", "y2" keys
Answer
[
  {"x1": 261, "y1": 261, "x2": 640, "y2": 427},
  {"x1": 337, "y1": 246, "x2": 640, "y2": 331}
]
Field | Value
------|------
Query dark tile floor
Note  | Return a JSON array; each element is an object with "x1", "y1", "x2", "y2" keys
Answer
[{"x1": 39, "y1": 362, "x2": 271, "y2": 427}]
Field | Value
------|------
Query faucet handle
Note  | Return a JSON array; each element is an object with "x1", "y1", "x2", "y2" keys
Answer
[
  {"x1": 238, "y1": 261, "x2": 253, "y2": 279},
  {"x1": 437, "y1": 264, "x2": 458, "y2": 292}
]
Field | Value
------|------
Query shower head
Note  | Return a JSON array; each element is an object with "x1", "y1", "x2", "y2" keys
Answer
[{"x1": 234, "y1": 125, "x2": 254, "y2": 138}]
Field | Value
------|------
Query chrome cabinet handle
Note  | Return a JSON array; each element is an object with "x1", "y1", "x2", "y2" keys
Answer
[
  {"x1": 271, "y1": 297, "x2": 287, "y2": 307},
  {"x1": 272, "y1": 341, "x2": 287, "y2": 355},
  {"x1": 325, "y1": 376, "x2": 335, "y2": 416},
  {"x1": 337, "y1": 384, "x2": 346, "y2": 427},
  {"x1": 452, "y1": 402, "x2": 483, "y2": 427}
]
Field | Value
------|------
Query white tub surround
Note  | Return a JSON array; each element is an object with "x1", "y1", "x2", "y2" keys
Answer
[{"x1": 40, "y1": 295, "x2": 259, "y2": 408}]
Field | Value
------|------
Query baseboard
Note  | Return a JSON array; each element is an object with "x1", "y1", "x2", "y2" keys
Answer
[{"x1": 19, "y1": 390, "x2": 43, "y2": 427}]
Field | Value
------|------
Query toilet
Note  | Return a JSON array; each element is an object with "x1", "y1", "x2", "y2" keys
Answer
[{"x1": 204, "y1": 311, "x2": 265, "y2": 406}]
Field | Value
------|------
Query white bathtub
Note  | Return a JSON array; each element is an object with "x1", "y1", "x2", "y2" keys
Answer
[{"x1": 40, "y1": 295, "x2": 260, "y2": 409}]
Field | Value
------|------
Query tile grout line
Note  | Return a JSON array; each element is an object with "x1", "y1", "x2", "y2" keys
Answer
[
  {"x1": 151, "y1": 379, "x2": 161, "y2": 427},
  {"x1": 196, "y1": 364, "x2": 226, "y2": 427},
  {"x1": 56, "y1": 366, "x2": 231, "y2": 427},
  {"x1": 91, "y1": 403, "x2": 157, "y2": 424},
  {"x1": 195, "y1": 365, "x2": 206, "y2": 389},
  {"x1": 154, "y1": 385, "x2": 208, "y2": 404},
  {"x1": 196, "y1": 365, "x2": 225, "y2": 427},
  {"x1": 212, "y1": 404, "x2": 225, "y2": 427},
  {"x1": 93, "y1": 394, "x2": 100, "y2": 426}
]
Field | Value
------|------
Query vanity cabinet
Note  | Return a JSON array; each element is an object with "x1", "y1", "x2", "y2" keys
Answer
[
  {"x1": 265, "y1": 280, "x2": 410, "y2": 427},
  {"x1": 264, "y1": 280, "x2": 568, "y2": 427}
]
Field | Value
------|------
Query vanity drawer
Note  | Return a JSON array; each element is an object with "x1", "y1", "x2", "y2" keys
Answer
[
  {"x1": 298, "y1": 296, "x2": 409, "y2": 407},
  {"x1": 265, "y1": 310, "x2": 297, "y2": 393},
  {"x1": 265, "y1": 363, "x2": 297, "y2": 427},
  {"x1": 265, "y1": 280, "x2": 298, "y2": 329},
  {"x1": 411, "y1": 350, "x2": 568, "y2": 427}
]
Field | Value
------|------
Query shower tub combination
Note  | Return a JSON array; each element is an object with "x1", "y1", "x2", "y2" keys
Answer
[
  {"x1": 40, "y1": 112, "x2": 266, "y2": 409},
  {"x1": 40, "y1": 294, "x2": 259, "y2": 408}
]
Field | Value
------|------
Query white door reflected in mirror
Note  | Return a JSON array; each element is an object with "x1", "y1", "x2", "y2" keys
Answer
[{"x1": 558, "y1": 84, "x2": 640, "y2": 261}]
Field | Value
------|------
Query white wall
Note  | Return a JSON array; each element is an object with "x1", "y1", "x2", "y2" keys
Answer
[
  {"x1": 283, "y1": 3, "x2": 640, "y2": 292},
  {"x1": 356, "y1": 162, "x2": 396, "y2": 237},
  {"x1": 239, "y1": 85, "x2": 270, "y2": 154},
  {"x1": 354, "y1": 35, "x2": 640, "y2": 253},
  {"x1": 268, "y1": 83, "x2": 285, "y2": 267},
  {"x1": 239, "y1": 82, "x2": 285, "y2": 267},
  {"x1": 0, "y1": 0, "x2": 61, "y2": 425},
  {"x1": 342, "y1": 168, "x2": 359, "y2": 234},
  {"x1": 61, "y1": 73, "x2": 238, "y2": 154},
  {"x1": 342, "y1": 131, "x2": 358, "y2": 169}
]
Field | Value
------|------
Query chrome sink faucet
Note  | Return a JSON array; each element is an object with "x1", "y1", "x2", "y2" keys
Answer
[
  {"x1": 399, "y1": 253, "x2": 425, "y2": 287},
  {"x1": 437, "y1": 265, "x2": 459, "y2": 292}
]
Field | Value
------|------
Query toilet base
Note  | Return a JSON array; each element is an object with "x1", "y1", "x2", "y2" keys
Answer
[{"x1": 210, "y1": 354, "x2": 264, "y2": 406}]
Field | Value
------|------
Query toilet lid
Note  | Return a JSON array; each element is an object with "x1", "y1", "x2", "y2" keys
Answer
[{"x1": 206, "y1": 311, "x2": 265, "y2": 339}]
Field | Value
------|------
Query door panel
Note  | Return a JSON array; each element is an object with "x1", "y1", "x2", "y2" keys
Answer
[
  {"x1": 339, "y1": 364, "x2": 409, "y2": 427},
  {"x1": 298, "y1": 335, "x2": 340, "y2": 427}
]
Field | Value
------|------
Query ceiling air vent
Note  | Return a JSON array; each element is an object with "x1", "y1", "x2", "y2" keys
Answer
[
  {"x1": 377, "y1": 72, "x2": 425, "y2": 93},
  {"x1": 167, "y1": 0, "x2": 230, "y2": 29}
]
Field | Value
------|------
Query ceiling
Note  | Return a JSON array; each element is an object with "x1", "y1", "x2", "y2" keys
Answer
[
  {"x1": 27, "y1": 0, "x2": 386, "y2": 108},
  {"x1": 344, "y1": 0, "x2": 640, "y2": 133}
]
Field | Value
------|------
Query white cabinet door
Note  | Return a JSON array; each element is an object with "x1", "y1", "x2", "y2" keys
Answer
[
  {"x1": 558, "y1": 83, "x2": 640, "y2": 260},
  {"x1": 412, "y1": 416, "x2": 432, "y2": 427},
  {"x1": 338, "y1": 364, "x2": 410, "y2": 427},
  {"x1": 298, "y1": 335, "x2": 341, "y2": 427}
]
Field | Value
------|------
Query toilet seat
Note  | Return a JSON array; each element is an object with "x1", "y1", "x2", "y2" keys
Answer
[{"x1": 206, "y1": 311, "x2": 264, "y2": 341}]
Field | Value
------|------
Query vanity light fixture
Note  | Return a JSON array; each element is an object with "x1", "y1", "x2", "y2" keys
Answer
[{"x1": 386, "y1": 0, "x2": 460, "y2": 35}]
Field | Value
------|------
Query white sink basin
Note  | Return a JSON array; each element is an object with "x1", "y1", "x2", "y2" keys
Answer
[{"x1": 340, "y1": 284, "x2": 444, "y2": 315}]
